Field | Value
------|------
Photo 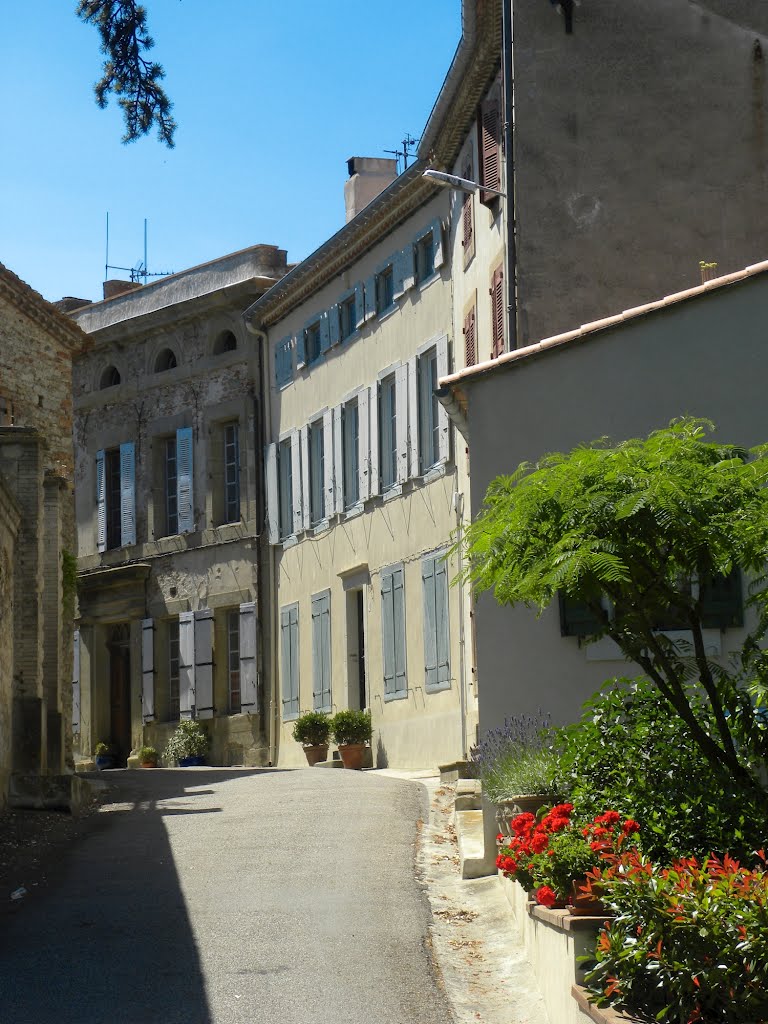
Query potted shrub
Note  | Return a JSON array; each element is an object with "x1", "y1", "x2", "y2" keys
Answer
[
  {"x1": 138, "y1": 745, "x2": 158, "y2": 768},
  {"x1": 94, "y1": 741, "x2": 114, "y2": 771},
  {"x1": 330, "y1": 709, "x2": 372, "y2": 770},
  {"x1": 292, "y1": 711, "x2": 331, "y2": 766},
  {"x1": 163, "y1": 720, "x2": 210, "y2": 766}
]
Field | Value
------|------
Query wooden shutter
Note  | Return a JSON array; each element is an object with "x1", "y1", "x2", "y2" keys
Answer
[
  {"x1": 436, "y1": 336, "x2": 450, "y2": 464},
  {"x1": 363, "y1": 275, "x2": 377, "y2": 322},
  {"x1": 239, "y1": 601, "x2": 258, "y2": 714},
  {"x1": 319, "y1": 311, "x2": 331, "y2": 354},
  {"x1": 333, "y1": 405, "x2": 344, "y2": 515},
  {"x1": 290, "y1": 428, "x2": 302, "y2": 535},
  {"x1": 559, "y1": 593, "x2": 604, "y2": 637},
  {"x1": 464, "y1": 306, "x2": 477, "y2": 367},
  {"x1": 275, "y1": 336, "x2": 293, "y2": 387},
  {"x1": 431, "y1": 218, "x2": 445, "y2": 270},
  {"x1": 395, "y1": 364, "x2": 409, "y2": 484},
  {"x1": 295, "y1": 331, "x2": 306, "y2": 370},
  {"x1": 407, "y1": 356, "x2": 419, "y2": 477},
  {"x1": 422, "y1": 558, "x2": 438, "y2": 690},
  {"x1": 280, "y1": 607, "x2": 294, "y2": 717},
  {"x1": 381, "y1": 572, "x2": 396, "y2": 697},
  {"x1": 312, "y1": 591, "x2": 331, "y2": 711},
  {"x1": 119, "y1": 442, "x2": 136, "y2": 547},
  {"x1": 479, "y1": 84, "x2": 502, "y2": 205},
  {"x1": 491, "y1": 265, "x2": 505, "y2": 358},
  {"x1": 393, "y1": 567, "x2": 407, "y2": 695},
  {"x1": 393, "y1": 248, "x2": 408, "y2": 299},
  {"x1": 194, "y1": 608, "x2": 214, "y2": 719},
  {"x1": 402, "y1": 244, "x2": 416, "y2": 292},
  {"x1": 358, "y1": 386, "x2": 370, "y2": 502},
  {"x1": 329, "y1": 305, "x2": 341, "y2": 348},
  {"x1": 266, "y1": 442, "x2": 279, "y2": 545},
  {"x1": 700, "y1": 571, "x2": 744, "y2": 629},
  {"x1": 176, "y1": 427, "x2": 194, "y2": 534},
  {"x1": 141, "y1": 618, "x2": 155, "y2": 723},
  {"x1": 322, "y1": 408, "x2": 334, "y2": 519},
  {"x1": 435, "y1": 556, "x2": 450, "y2": 685},
  {"x1": 96, "y1": 449, "x2": 106, "y2": 553},
  {"x1": 300, "y1": 424, "x2": 311, "y2": 532},
  {"x1": 462, "y1": 160, "x2": 474, "y2": 253},
  {"x1": 178, "y1": 611, "x2": 195, "y2": 719},
  {"x1": 72, "y1": 629, "x2": 81, "y2": 732},
  {"x1": 354, "y1": 282, "x2": 366, "y2": 329},
  {"x1": 368, "y1": 383, "x2": 380, "y2": 497}
]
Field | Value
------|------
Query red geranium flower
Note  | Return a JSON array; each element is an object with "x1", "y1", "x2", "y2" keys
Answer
[
  {"x1": 622, "y1": 819, "x2": 640, "y2": 834},
  {"x1": 536, "y1": 885, "x2": 558, "y2": 908}
]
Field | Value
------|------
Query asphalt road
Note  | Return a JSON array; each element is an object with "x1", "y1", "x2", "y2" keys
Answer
[{"x1": 0, "y1": 768, "x2": 454, "y2": 1024}]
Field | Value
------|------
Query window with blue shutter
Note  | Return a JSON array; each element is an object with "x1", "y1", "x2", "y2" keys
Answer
[
  {"x1": 275, "y1": 336, "x2": 293, "y2": 388},
  {"x1": 281, "y1": 603, "x2": 300, "y2": 719},
  {"x1": 422, "y1": 554, "x2": 451, "y2": 692},
  {"x1": 382, "y1": 565, "x2": 407, "y2": 700},
  {"x1": 97, "y1": 444, "x2": 136, "y2": 551},
  {"x1": 312, "y1": 590, "x2": 332, "y2": 711},
  {"x1": 176, "y1": 426, "x2": 194, "y2": 534},
  {"x1": 319, "y1": 311, "x2": 331, "y2": 354}
]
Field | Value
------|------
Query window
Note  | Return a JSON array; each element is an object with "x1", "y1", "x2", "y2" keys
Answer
[
  {"x1": 491, "y1": 264, "x2": 505, "y2": 358},
  {"x1": 308, "y1": 419, "x2": 325, "y2": 526},
  {"x1": 375, "y1": 266, "x2": 394, "y2": 314},
  {"x1": 312, "y1": 590, "x2": 332, "y2": 711},
  {"x1": 105, "y1": 448, "x2": 122, "y2": 549},
  {"x1": 463, "y1": 306, "x2": 477, "y2": 367},
  {"x1": 281, "y1": 603, "x2": 300, "y2": 719},
  {"x1": 342, "y1": 399, "x2": 359, "y2": 509},
  {"x1": 0, "y1": 395, "x2": 14, "y2": 426},
  {"x1": 378, "y1": 374, "x2": 397, "y2": 491},
  {"x1": 305, "y1": 321, "x2": 322, "y2": 365},
  {"x1": 422, "y1": 553, "x2": 451, "y2": 692},
  {"x1": 340, "y1": 293, "x2": 357, "y2": 341},
  {"x1": 96, "y1": 442, "x2": 135, "y2": 551},
  {"x1": 275, "y1": 336, "x2": 293, "y2": 388},
  {"x1": 381, "y1": 565, "x2": 407, "y2": 699},
  {"x1": 157, "y1": 428, "x2": 194, "y2": 538},
  {"x1": 415, "y1": 232, "x2": 435, "y2": 285},
  {"x1": 155, "y1": 348, "x2": 177, "y2": 372},
  {"x1": 100, "y1": 365, "x2": 121, "y2": 389},
  {"x1": 168, "y1": 620, "x2": 180, "y2": 722},
  {"x1": 461, "y1": 158, "x2": 474, "y2": 262},
  {"x1": 227, "y1": 609, "x2": 241, "y2": 713},
  {"x1": 223, "y1": 422, "x2": 240, "y2": 524},
  {"x1": 163, "y1": 438, "x2": 178, "y2": 536},
  {"x1": 479, "y1": 82, "x2": 502, "y2": 206},
  {"x1": 213, "y1": 330, "x2": 237, "y2": 355},
  {"x1": 278, "y1": 437, "x2": 293, "y2": 539},
  {"x1": 418, "y1": 348, "x2": 440, "y2": 473}
]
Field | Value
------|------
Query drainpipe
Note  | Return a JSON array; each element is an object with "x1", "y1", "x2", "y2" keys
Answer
[
  {"x1": 503, "y1": 0, "x2": 518, "y2": 350},
  {"x1": 454, "y1": 490, "x2": 469, "y2": 761}
]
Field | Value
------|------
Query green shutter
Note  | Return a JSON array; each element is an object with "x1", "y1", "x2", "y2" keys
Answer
[
  {"x1": 559, "y1": 592, "x2": 604, "y2": 637},
  {"x1": 700, "y1": 570, "x2": 744, "y2": 629}
]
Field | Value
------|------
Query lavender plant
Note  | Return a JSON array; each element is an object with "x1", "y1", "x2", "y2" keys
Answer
[{"x1": 470, "y1": 711, "x2": 560, "y2": 803}]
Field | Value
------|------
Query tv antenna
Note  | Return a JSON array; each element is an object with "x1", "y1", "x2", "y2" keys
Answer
[
  {"x1": 105, "y1": 214, "x2": 174, "y2": 284},
  {"x1": 385, "y1": 133, "x2": 420, "y2": 173}
]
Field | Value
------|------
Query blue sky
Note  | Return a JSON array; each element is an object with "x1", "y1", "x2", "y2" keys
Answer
[{"x1": 1, "y1": 2, "x2": 462, "y2": 303}]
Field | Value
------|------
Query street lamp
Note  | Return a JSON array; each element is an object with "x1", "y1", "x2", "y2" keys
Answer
[{"x1": 421, "y1": 168, "x2": 505, "y2": 199}]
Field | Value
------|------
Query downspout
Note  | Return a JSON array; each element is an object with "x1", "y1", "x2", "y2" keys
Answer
[
  {"x1": 454, "y1": 490, "x2": 468, "y2": 760},
  {"x1": 503, "y1": 0, "x2": 518, "y2": 350}
]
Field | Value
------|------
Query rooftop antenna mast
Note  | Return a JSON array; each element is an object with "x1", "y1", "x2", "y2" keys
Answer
[
  {"x1": 385, "y1": 133, "x2": 419, "y2": 174},
  {"x1": 105, "y1": 214, "x2": 174, "y2": 284}
]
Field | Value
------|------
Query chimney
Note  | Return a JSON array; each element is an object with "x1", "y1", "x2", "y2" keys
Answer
[
  {"x1": 53, "y1": 297, "x2": 93, "y2": 313},
  {"x1": 103, "y1": 279, "x2": 143, "y2": 301},
  {"x1": 344, "y1": 157, "x2": 398, "y2": 223}
]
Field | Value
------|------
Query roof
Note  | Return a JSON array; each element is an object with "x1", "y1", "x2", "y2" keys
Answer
[{"x1": 0, "y1": 263, "x2": 90, "y2": 354}]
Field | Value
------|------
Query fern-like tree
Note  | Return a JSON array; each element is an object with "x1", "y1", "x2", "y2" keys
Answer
[
  {"x1": 462, "y1": 418, "x2": 768, "y2": 800},
  {"x1": 77, "y1": 1, "x2": 176, "y2": 147}
]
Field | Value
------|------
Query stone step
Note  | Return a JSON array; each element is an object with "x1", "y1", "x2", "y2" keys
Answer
[
  {"x1": 454, "y1": 778, "x2": 482, "y2": 811},
  {"x1": 455, "y1": 808, "x2": 494, "y2": 879}
]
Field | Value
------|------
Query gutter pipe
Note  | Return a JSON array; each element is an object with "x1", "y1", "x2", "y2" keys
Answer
[{"x1": 503, "y1": 0, "x2": 518, "y2": 351}]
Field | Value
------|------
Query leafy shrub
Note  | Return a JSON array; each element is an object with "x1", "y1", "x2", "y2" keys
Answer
[
  {"x1": 471, "y1": 712, "x2": 559, "y2": 803},
  {"x1": 555, "y1": 677, "x2": 767, "y2": 863},
  {"x1": 583, "y1": 850, "x2": 768, "y2": 1024},
  {"x1": 331, "y1": 709, "x2": 372, "y2": 746},
  {"x1": 163, "y1": 720, "x2": 210, "y2": 762},
  {"x1": 138, "y1": 745, "x2": 158, "y2": 763},
  {"x1": 94, "y1": 741, "x2": 111, "y2": 757},
  {"x1": 291, "y1": 711, "x2": 331, "y2": 747}
]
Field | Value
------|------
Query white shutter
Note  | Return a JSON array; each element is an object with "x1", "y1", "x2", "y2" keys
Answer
[
  {"x1": 119, "y1": 442, "x2": 136, "y2": 547},
  {"x1": 176, "y1": 427, "x2": 194, "y2": 535},
  {"x1": 407, "y1": 356, "x2": 419, "y2": 477},
  {"x1": 194, "y1": 609, "x2": 214, "y2": 720},
  {"x1": 369, "y1": 383, "x2": 379, "y2": 498},
  {"x1": 436, "y1": 335, "x2": 450, "y2": 463},
  {"x1": 403, "y1": 245, "x2": 416, "y2": 292},
  {"x1": 395, "y1": 364, "x2": 408, "y2": 484},
  {"x1": 72, "y1": 629, "x2": 81, "y2": 732},
  {"x1": 300, "y1": 424, "x2": 310, "y2": 532},
  {"x1": 239, "y1": 601, "x2": 258, "y2": 713},
  {"x1": 333, "y1": 405, "x2": 344, "y2": 516},
  {"x1": 178, "y1": 611, "x2": 195, "y2": 719},
  {"x1": 358, "y1": 387, "x2": 370, "y2": 502},
  {"x1": 96, "y1": 450, "x2": 106, "y2": 552},
  {"x1": 266, "y1": 442, "x2": 279, "y2": 545},
  {"x1": 323, "y1": 408, "x2": 334, "y2": 519},
  {"x1": 141, "y1": 618, "x2": 155, "y2": 723},
  {"x1": 290, "y1": 428, "x2": 302, "y2": 535},
  {"x1": 432, "y1": 218, "x2": 445, "y2": 269}
]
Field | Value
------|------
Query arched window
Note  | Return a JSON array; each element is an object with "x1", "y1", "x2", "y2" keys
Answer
[
  {"x1": 213, "y1": 330, "x2": 237, "y2": 355},
  {"x1": 155, "y1": 348, "x2": 178, "y2": 373},
  {"x1": 100, "y1": 365, "x2": 121, "y2": 389}
]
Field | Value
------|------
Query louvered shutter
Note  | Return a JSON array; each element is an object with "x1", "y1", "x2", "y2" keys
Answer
[
  {"x1": 436, "y1": 336, "x2": 450, "y2": 464},
  {"x1": 382, "y1": 572, "x2": 395, "y2": 697},
  {"x1": 320, "y1": 311, "x2": 331, "y2": 354},
  {"x1": 422, "y1": 558, "x2": 438, "y2": 690},
  {"x1": 393, "y1": 248, "x2": 409, "y2": 299},
  {"x1": 491, "y1": 266, "x2": 505, "y2": 358},
  {"x1": 194, "y1": 608, "x2": 214, "y2": 719},
  {"x1": 464, "y1": 306, "x2": 477, "y2": 367},
  {"x1": 559, "y1": 593, "x2": 604, "y2": 637},
  {"x1": 176, "y1": 427, "x2": 194, "y2": 534},
  {"x1": 363, "y1": 275, "x2": 377, "y2": 321},
  {"x1": 407, "y1": 356, "x2": 419, "y2": 477},
  {"x1": 329, "y1": 305, "x2": 341, "y2": 347},
  {"x1": 479, "y1": 85, "x2": 502, "y2": 205},
  {"x1": 119, "y1": 443, "x2": 136, "y2": 546},
  {"x1": 323, "y1": 408, "x2": 334, "y2": 519},
  {"x1": 431, "y1": 218, "x2": 445, "y2": 269},
  {"x1": 321, "y1": 594, "x2": 331, "y2": 710},
  {"x1": 700, "y1": 571, "x2": 744, "y2": 629},
  {"x1": 312, "y1": 592, "x2": 331, "y2": 711},
  {"x1": 141, "y1": 618, "x2": 155, "y2": 723},
  {"x1": 239, "y1": 601, "x2": 258, "y2": 714},
  {"x1": 393, "y1": 567, "x2": 407, "y2": 695},
  {"x1": 435, "y1": 556, "x2": 450, "y2": 685},
  {"x1": 354, "y1": 282, "x2": 366, "y2": 329},
  {"x1": 275, "y1": 336, "x2": 293, "y2": 387},
  {"x1": 96, "y1": 449, "x2": 106, "y2": 552},
  {"x1": 72, "y1": 629, "x2": 81, "y2": 732},
  {"x1": 290, "y1": 428, "x2": 302, "y2": 535},
  {"x1": 296, "y1": 331, "x2": 306, "y2": 370},
  {"x1": 358, "y1": 387, "x2": 370, "y2": 502},
  {"x1": 333, "y1": 405, "x2": 344, "y2": 515},
  {"x1": 402, "y1": 245, "x2": 416, "y2": 292},
  {"x1": 280, "y1": 607, "x2": 292, "y2": 717},
  {"x1": 300, "y1": 425, "x2": 311, "y2": 531},
  {"x1": 395, "y1": 364, "x2": 408, "y2": 484},
  {"x1": 178, "y1": 611, "x2": 195, "y2": 719},
  {"x1": 266, "y1": 442, "x2": 279, "y2": 545},
  {"x1": 462, "y1": 161, "x2": 474, "y2": 253},
  {"x1": 368, "y1": 383, "x2": 379, "y2": 497}
]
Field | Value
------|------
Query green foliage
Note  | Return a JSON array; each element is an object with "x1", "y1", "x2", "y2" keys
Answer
[
  {"x1": 471, "y1": 713, "x2": 559, "y2": 803},
  {"x1": 331, "y1": 709, "x2": 372, "y2": 746},
  {"x1": 556, "y1": 678, "x2": 767, "y2": 864},
  {"x1": 138, "y1": 745, "x2": 157, "y2": 762},
  {"x1": 291, "y1": 711, "x2": 331, "y2": 747},
  {"x1": 77, "y1": 1, "x2": 176, "y2": 146},
  {"x1": 461, "y1": 418, "x2": 768, "y2": 795},
  {"x1": 583, "y1": 851, "x2": 768, "y2": 1024},
  {"x1": 163, "y1": 720, "x2": 210, "y2": 762},
  {"x1": 532, "y1": 829, "x2": 603, "y2": 900},
  {"x1": 94, "y1": 741, "x2": 111, "y2": 756}
]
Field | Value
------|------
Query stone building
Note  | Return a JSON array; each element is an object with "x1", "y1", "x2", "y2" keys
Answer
[
  {"x1": 70, "y1": 246, "x2": 287, "y2": 767},
  {"x1": 0, "y1": 263, "x2": 86, "y2": 805}
]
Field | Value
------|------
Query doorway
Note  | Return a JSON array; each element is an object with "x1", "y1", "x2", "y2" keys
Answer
[
  {"x1": 346, "y1": 589, "x2": 367, "y2": 710},
  {"x1": 108, "y1": 624, "x2": 131, "y2": 765}
]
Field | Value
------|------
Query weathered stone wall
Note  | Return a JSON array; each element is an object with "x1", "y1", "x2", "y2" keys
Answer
[{"x1": 0, "y1": 477, "x2": 20, "y2": 804}]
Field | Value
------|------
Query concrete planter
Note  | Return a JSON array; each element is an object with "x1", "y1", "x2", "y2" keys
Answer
[{"x1": 495, "y1": 794, "x2": 550, "y2": 835}]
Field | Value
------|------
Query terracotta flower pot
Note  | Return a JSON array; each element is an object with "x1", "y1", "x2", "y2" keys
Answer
[
  {"x1": 569, "y1": 878, "x2": 606, "y2": 916},
  {"x1": 303, "y1": 743, "x2": 329, "y2": 766},
  {"x1": 140, "y1": 761, "x2": 157, "y2": 769},
  {"x1": 338, "y1": 743, "x2": 366, "y2": 770}
]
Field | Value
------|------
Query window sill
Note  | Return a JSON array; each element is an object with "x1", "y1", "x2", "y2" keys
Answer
[
  {"x1": 283, "y1": 710, "x2": 299, "y2": 723},
  {"x1": 382, "y1": 484, "x2": 403, "y2": 503},
  {"x1": 281, "y1": 535, "x2": 298, "y2": 549},
  {"x1": 276, "y1": 379, "x2": 293, "y2": 391},
  {"x1": 426, "y1": 681, "x2": 452, "y2": 695},
  {"x1": 384, "y1": 690, "x2": 408, "y2": 703},
  {"x1": 341, "y1": 329, "x2": 361, "y2": 345},
  {"x1": 343, "y1": 503, "x2": 364, "y2": 521},
  {"x1": 312, "y1": 520, "x2": 330, "y2": 536},
  {"x1": 376, "y1": 302, "x2": 399, "y2": 324},
  {"x1": 415, "y1": 271, "x2": 441, "y2": 293},
  {"x1": 422, "y1": 462, "x2": 448, "y2": 483}
]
